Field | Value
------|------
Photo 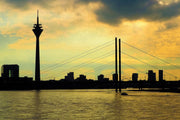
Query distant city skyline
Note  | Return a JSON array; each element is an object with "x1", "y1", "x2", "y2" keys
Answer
[
  {"x1": 0, "y1": 0, "x2": 179, "y2": 81},
  {"x1": 0, "y1": 64, "x2": 173, "y2": 82}
]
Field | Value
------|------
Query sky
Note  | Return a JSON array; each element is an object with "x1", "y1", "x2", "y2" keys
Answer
[{"x1": 0, "y1": 0, "x2": 179, "y2": 81}]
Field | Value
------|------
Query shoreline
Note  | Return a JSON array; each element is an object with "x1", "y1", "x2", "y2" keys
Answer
[
  {"x1": 0, "y1": 88, "x2": 179, "y2": 93},
  {"x1": 127, "y1": 88, "x2": 180, "y2": 93}
]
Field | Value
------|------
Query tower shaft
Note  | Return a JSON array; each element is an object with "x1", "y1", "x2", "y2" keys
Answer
[
  {"x1": 119, "y1": 38, "x2": 121, "y2": 92},
  {"x1": 35, "y1": 36, "x2": 40, "y2": 82}
]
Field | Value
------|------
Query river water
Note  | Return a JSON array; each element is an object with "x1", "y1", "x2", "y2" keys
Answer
[{"x1": 0, "y1": 89, "x2": 179, "y2": 120}]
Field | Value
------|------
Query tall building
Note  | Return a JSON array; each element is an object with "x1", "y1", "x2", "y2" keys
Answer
[
  {"x1": 159, "y1": 70, "x2": 163, "y2": 82},
  {"x1": 65, "y1": 72, "x2": 74, "y2": 82},
  {"x1": 68, "y1": 72, "x2": 74, "y2": 81},
  {"x1": 98, "y1": 74, "x2": 104, "y2": 82},
  {"x1": 148, "y1": 70, "x2": 156, "y2": 82},
  {"x1": 112, "y1": 73, "x2": 118, "y2": 82},
  {"x1": 79, "y1": 74, "x2": 86, "y2": 81},
  {"x1": 33, "y1": 10, "x2": 43, "y2": 83},
  {"x1": 1, "y1": 64, "x2": 19, "y2": 79},
  {"x1": 98, "y1": 74, "x2": 109, "y2": 82},
  {"x1": 74, "y1": 74, "x2": 87, "y2": 82},
  {"x1": 132, "y1": 73, "x2": 138, "y2": 82}
]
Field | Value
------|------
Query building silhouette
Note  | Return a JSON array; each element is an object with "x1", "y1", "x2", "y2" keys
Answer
[
  {"x1": 98, "y1": 74, "x2": 109, "y2": 82},
  {"x1": 159, "y1": 70, "x2": 163, "y2": 82},
  {"x1": 65, "y1": 72, "x2": 74, "y2": 82},
  {"x1": 148, "y1": 70, "x2": 156, "y2": 82},
  {"x1": 79, "y1": 74, "x2": 86, "y2": 81},
  {"x1": 33, "y1": 10, "x2": 43, "y2": 84},
  {"x1": 75, "y1": 74, "x2": 87, "y2": 82},
  {"x1": 0, "y1": 64, "x2": 33, "y2": 89},
  {"x1": 98, "y1": 74, "x2": 104, "y2": 82},
  {"x1": 132, "y1": 73, "x2": 138, "y2": 82},
  {"x1": 1, "y1": 64, "x2": 19, "y2": 79},
  {"x1": 112, "y1": 73, "x2": 118, "y2": 82}
]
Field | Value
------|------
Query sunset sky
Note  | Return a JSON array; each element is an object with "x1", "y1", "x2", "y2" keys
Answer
[{"x1": 0, "y1": 0, "x2": 179, "y2": 81}]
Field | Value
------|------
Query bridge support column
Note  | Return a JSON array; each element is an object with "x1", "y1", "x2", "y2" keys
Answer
[{"x1": 115, "y1": 37, "x2": 118, "y2": 93}]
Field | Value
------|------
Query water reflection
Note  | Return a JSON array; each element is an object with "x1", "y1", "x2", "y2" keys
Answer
[
  {"x1": 0, "y1": 90, "x2": 179, "y2": 120},
  {"x1": 33, "y1": 90, "x2": 41, "y2": 120}
]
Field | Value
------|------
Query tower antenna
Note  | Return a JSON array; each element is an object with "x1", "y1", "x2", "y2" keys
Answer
[{"x1": 37, "y1": 10, "x2": 39, "y2": 25}]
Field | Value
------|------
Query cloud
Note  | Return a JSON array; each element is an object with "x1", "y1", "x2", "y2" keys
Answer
[
  {"x1": 4, "y1": 0, "x2": 51, "y2": 10},
  {"x1": 165, "y1": 22, "x2": 178, "y2": 30},
  {"x1": 77, "y1": 0, "x2": 180, "y2": 25},
  {"x1": 0, "y1": 32, "x2": 20, "y2": 49}
]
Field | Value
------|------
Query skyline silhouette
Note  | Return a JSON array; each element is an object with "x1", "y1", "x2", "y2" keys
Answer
[
  {"x1": 0, "y1": 1, "x2": 179, "y2": 81},
  {"x1": 0, "y1": 1, "x2": 180, "y2": 120},
  {"x1": 0, "y1": 34, "x2": 179, "y2": 90},
  {"x1": 0, "y1": 63, "x2": 179, "y2": 91}
]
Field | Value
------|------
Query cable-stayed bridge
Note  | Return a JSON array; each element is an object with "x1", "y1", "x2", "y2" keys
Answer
[{"x1": 25, "y1": 38, "x2": 179, "y2": 81}]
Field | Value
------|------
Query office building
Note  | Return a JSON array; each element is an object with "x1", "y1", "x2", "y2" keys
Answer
[
  {"x1": 132, "y1": 73, "x2": 138, "y2": 82},
  {"x1": 113, "y1": 73, "x2": 118, "y2": 82},
  {"x1": 159, "y1": 70, "x2": 163, "y2": 82},
  {"x1": 65, "y1": 72, "x2": 74, "y2": 82},
  {"x1": 148, "y1": 70, "x2": 156, "y2": 82},
  {"x1": 98, "y1": 74, "x2": 109, "y2": 82},
  {"x1": 1, "y1": 64, "x2": 19, "y2": 79},
  {"x1": 98, "y1": 74, "x2": 104, "y2": 82}
]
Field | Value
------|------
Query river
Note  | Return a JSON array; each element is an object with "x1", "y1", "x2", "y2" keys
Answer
[{"x1": 0, "y1": 89, "x2": 179, "y2": 120}]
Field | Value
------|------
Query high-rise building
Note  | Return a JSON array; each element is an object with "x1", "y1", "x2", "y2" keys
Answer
[
  {"x1": 65, "y1": 72, "x2": 74, "y2": 82},
  {"x1": 159, "y1": 70, "x2": 163, "y2": 82},
  {"x1": 98, "y1": 74, "x2": 104, "y2": 82},
  {"x1": 98, "y1": 74, "x2": 109, "y2": 82},
  {"x1": 1, "y1": 64, "x2": 19, "y2": 79},
  {"x1": 33, "y1": 10, "x2": 43, "y2": 83},
  {"x1": 132, "y1": 73, "x2": 138, "y2": 82},
  {"x1": 112, "y1": 73, "x2": 118, "y2": 82},
  {"x1": 68, "y1": 72, "x2": 74, "y2": 81},
  {"x1": 79, "y1": 74, "x2": 86, "y2": 81},
  {"x1": 148, "y1": 70, "x2": 156, "y2": 82},
  {"x1": 75, "y1": 74, "x2": 87, "y2": 82}
]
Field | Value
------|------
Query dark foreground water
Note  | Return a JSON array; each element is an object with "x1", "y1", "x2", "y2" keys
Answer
[{"x1": 0, "y1": 89, "x2": 179, "y2": 120}]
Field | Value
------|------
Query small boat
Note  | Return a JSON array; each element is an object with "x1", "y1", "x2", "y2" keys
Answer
[{"x1": 121, "y1": 92, "x2": 128, "y2": 95}]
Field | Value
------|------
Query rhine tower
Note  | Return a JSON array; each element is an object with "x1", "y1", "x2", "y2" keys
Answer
[{"x1": 33, "y1": 10, "x2": 43, "y2": 87}]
